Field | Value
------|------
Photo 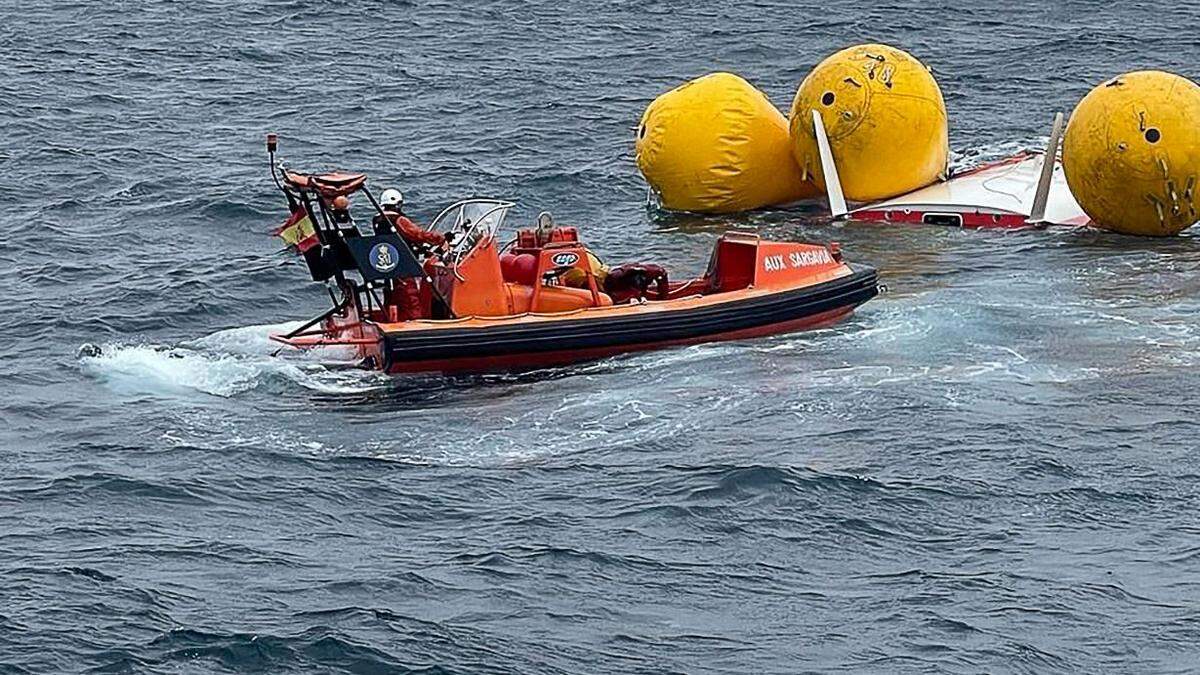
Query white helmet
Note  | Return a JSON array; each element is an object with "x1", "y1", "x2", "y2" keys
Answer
[{"x1": 379, "y1": 188, "x2": 403, "y2": 208}]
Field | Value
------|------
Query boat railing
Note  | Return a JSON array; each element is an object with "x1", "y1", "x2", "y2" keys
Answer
[{"x1": 427, "y1": 198, "x2": 516, "y2": 270}]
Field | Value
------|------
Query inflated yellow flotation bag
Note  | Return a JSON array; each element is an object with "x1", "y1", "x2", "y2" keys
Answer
[
  {"x1": 635, "y1": 72, "x2": 817, "y2": 213},
  {"x1": 788, "y1": 44, "x2": 948, "y2": 202},
  {"x1": 1062, "y1": 70, "x2": 1200, "y2": 237}
]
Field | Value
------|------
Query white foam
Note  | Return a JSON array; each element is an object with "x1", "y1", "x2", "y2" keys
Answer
[
  {"x1": 78, "y1": 322, "x2": 386, "y2": 398},
  {"x1": 950, "y1": 139, "x2": 1043, "y2": 173},
  {"x1": 181, "y1": 321, "x2": 305, "y2": 356},
  {"x1": 80, "y1": 343, "x2": 266, "y2": 397}
]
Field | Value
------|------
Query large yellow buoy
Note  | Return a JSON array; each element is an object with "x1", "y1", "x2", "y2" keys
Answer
[
  {"x1": 1062, "y1": 71, "x2": 1200, "y2": 237},
  {"x1": 788, "y1": 44, "x2": 948, "y2": 202},
  {"x1": 635, "y1": 72, "x2": 817, "y2": 213}
]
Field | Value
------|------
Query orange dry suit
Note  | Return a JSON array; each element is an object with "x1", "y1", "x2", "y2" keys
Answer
[{"x1": 376, "y1": 210, "x2": 445, "y2": 320}]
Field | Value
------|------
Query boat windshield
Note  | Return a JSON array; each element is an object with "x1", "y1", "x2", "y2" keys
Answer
[{"x1": 427, "y1": 198, "x2": 515, "y2": 264}]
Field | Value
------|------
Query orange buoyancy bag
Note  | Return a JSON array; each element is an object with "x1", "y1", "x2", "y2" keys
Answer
[{"x1": 499, "y1": 252, "x2": 538, "y2": 285}]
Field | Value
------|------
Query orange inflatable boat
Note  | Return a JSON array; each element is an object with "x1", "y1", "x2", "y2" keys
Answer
[{"x1": 264, "y1": 136, "x2": 879, "y2": 373}]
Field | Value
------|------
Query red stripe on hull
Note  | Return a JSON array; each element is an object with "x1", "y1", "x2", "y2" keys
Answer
[
  {"x1": 852, "y1": 209, "x2": 1037, "y2": 229},
  {"x1": 385, "y1": 305, "x2": 857, "y2": 374}
]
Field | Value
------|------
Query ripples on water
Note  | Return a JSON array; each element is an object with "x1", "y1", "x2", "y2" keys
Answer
[{"x1": 4, "y1": 1, "x2": 1200, "y2": 672}]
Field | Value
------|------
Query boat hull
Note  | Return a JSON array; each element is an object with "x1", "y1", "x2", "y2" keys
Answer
[
  {"x1": 379, "y1": 265, "x2": 878, "y2": 373},
  {"x1": 849, "y1": 153, "x2": 1091, "y2": 229}
]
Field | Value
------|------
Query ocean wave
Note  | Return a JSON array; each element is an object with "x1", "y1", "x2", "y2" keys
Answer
[{"x1": 137, "y1": 627, "x2": 408, "y2": 674}]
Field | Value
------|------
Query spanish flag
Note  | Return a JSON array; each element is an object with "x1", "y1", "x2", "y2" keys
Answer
[{"x1": 274, "y1": 208, "x2": 319, "y2": 253}]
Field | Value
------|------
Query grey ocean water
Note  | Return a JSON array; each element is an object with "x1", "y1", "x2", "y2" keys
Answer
[{"x1": 4, "y1": 1, "x2": 1200, "y2": 672}]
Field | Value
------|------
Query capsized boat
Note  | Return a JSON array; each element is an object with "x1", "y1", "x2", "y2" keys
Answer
[
  {"x1": 263, "y1": 135, "x2": 880, "y2": 373},
  {"x1": 811, "y1": 111, "x2": 1091, "y2": 229},
  {"x1": 850, "y1": 151, "x2": 1090, "y2": 228}
]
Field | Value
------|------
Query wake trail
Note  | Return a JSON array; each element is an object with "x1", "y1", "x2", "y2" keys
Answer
[{"x1": 77, "y1": 322, "x2": 388, "y2": 397}]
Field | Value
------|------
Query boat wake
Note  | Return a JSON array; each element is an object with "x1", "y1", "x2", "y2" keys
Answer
[{"x1": 77, "y1": 322, "x2": 389, "y2": 398}]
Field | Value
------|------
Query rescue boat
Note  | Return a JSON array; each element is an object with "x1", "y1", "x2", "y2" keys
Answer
[{"x1": 264, "y1": 135, "x2": 879, "y2": 373}]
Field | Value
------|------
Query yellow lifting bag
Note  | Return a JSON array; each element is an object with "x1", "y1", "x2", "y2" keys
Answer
[{"x1": 636, "y1": 72, "x2": 817, "y2": 213}]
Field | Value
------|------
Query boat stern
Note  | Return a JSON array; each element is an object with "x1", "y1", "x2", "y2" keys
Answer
[{"x1": 269, "y1": 304, "x2": 386, "y2": 369}]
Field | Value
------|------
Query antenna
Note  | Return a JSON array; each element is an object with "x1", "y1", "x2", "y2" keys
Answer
[
  {"x1": 812, "y1": 110, "x2": 848, "y2": 218},
  {"x1": 266, "y1": 133, "x2": 286, "y2": 195},
  {"x1": 1028, "y1": 112, "x2": 1064, "y2": 223}
]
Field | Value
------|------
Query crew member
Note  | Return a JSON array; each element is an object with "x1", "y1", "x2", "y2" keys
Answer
[
  {"x1": 560, "y1": 249, "x2": 610, "y2": 290},
  {"x1": 376, "y1": 188, "x2": 446, "y2": 320},
  {"x1": 603, "y1": 263, "x2": 669, "y2": 303},
  {"x1": 562, "y1": 253, "x2": 668, "y2": 303},
  {"x1": 375, "y1": 189, "x2": 444, "y2": 248}
]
